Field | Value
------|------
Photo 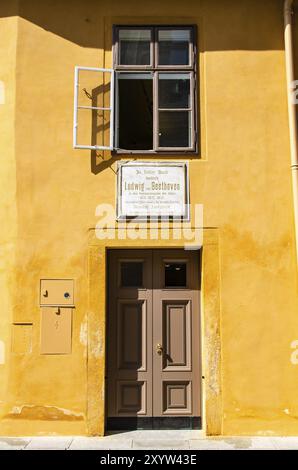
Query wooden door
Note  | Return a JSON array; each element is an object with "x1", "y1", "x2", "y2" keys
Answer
[
  {"x1": 152, "y1": 250, "x2": 201, "y2": 422},
  {"x1": 107, "y1": 250, "x2": 153, "y2": 428},
  {"x1": 107, "y1": 249, "x2": 200, "y2": 430}
]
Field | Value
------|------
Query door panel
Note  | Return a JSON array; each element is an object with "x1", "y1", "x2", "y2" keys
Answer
[
  {"x1": 163, "y1": 381, "x2": 192, "y2": 414},
  {"x1": 117, "y1": 300, "x2": 146, "y2": 371},
  {"x1": 107, "y1": 249, "x2": 201, "y2": 428},
  {"x1": 152, "y1": 250, "x2": 200, "y2": 417},
  {"x1": 162, "y1": 300, "x2": 191, "y2": 370},
  {"x1": 108, "y1": 250, "x2": 153, "y2": 418},
  {"x1": 116, "y1": 381, "x2": 147, "y2": 415}
]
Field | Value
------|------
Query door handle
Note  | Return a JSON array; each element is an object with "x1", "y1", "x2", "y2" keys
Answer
[{"x1": 156, "y1": 343, "x2": 163, "y2": 355}]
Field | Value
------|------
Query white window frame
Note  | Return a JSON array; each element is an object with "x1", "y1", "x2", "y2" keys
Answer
[{"x1": 73, "y1": 66, "x2": 114, "y2": 150}]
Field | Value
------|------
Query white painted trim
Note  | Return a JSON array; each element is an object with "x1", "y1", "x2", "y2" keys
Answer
[{"x1": 73, "y1": 66, "x2": 114, "y2": 151}]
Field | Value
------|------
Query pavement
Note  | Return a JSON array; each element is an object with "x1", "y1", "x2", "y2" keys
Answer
[{"x1": 1, "y1": 431, "x2": 298, "y2": 450}]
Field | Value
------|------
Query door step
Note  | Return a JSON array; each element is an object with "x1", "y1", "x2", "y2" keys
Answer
[{"x1": 107, "y1": 417, "x2": 201, "y2": 431}]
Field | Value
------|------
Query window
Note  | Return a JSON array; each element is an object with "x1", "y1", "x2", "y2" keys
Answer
[
  {"x1": 114, "y1": 26, "x2": 197, "y2": 153},
  {"x1": 73, "y1": 26, "x2": 197, "y2": 153},
  {"x1": 120, "y1": 261, "x2": 143, "y2": 287},
  {"x1": 164, "y1": 262, "x2": 187, "y2": 287}
]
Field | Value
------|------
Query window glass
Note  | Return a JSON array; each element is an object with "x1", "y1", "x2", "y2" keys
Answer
[
  {"x1": 159, "y1": 111, "x2": 190, "y2": 147},
  {"x1": 119, "y1": 29, "x2": 151, "y2": 65},
  {"x1": 121, "y1": 262, "x2": 143, "y2": 287},
  {"x1": 158, "y1": 29, "x2": 191, "y2": 66},
  {"x1": 159, "y1": 73, "x2": 190, "y2": 108},
  {"x1": 118, "y1": 73, "x2": 153, "y2": 150},
  {"x1": 115, "y1": 26, "x2": 195, "y2": 151},
  {"x1": 164, "y1": 263, "x2": 187, "y2": 287}
]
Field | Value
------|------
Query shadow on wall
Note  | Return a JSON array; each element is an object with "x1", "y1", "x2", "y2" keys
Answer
[
  {"x1": 0, "y1": 0, "x2": 287, "y2": 175},
  {"x1": 90, "y1": 83, "x2": 120, "y2": 175},
  {"x1": 0, "y1": 0, "x2": 286, "y2": 51},
  {"x1": 0, "y1": 0, "x2": 103, "y2": 49}
]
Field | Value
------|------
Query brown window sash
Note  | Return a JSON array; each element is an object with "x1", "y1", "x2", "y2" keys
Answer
[{"x1": 113, "y1": 25, "x2": 197, "y2": 154}]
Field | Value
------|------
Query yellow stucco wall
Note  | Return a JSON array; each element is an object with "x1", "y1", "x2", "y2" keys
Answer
[{"x1": 0, "y1": 0, "x2": 298, "y2": 436}]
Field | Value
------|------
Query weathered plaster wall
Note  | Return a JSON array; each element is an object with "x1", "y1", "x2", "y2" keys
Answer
[
  {"x1": 0, "y1": 0, "x2": 297, "y2": 436},
  {"x1": 0, "y1": 8, "x2": 18, "y2": 426}
]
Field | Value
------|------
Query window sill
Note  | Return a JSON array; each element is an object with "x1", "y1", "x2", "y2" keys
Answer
[{"x1": 113, "y1": 149, "x2": 199, "y2": 157}]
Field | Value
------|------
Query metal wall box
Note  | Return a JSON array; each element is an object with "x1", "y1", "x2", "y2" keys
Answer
[
  {"x1": 40, "y1": 279, "x2": 74, "y2": 306},
  {"x1": 40, "y1": 307, "x2": 72, "y2": 354}
]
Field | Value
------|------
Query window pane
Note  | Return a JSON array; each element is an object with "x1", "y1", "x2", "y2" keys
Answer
[
  {"x1": 158, "y1": 29, "x2": 191, "y2": 66},
  {"x1": 118, "y1": 73, "x2": 153, "y2": 150},
  {"x1": 159, "y1": 111, "x2": 190, "y2": 147},
  {"x1": 165, "y1": 263, "x2": 187, "y2": 287},
  {"x1": 119, "y1": 29, "x2": 151, "y2": 65},
  {"x1": 121, "y1": 262, "x2": 143, "y2": 287},
  {"x1": 159, "y1": 73, "x2": 190, "y2": 108}
]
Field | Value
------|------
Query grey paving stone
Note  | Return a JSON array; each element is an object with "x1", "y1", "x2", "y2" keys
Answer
[
  {"x1": 25, "y1": 437, "x2": 73, "y2": 450},
  {"x1": 133, "y1": 439, "x2": 190, "y2": 450},
  {"x1": 0, "y1": 435, "x2": 293, "y2": 450},
  {"x1": 189, "y1": 438, "x2": 237, "y2": 450},
  {"x1": 70, "y1": 437, "x2": 132, "y2": 450},
  {"x1": 270, "y1": 437, "x2": 298, "y2": 450},
  {"x1": 242, "y1": 437, "x2": 275, "y2": 450},
  {"x1": 0, "y1": 438, "x2": 31, "y2": 450},
  {"x1": 190, "y1": 437, "x2": 275, "y2": 450}
]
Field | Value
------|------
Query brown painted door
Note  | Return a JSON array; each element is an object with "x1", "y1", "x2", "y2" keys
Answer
[
  {"x1": 152, "y1": 250, "x2": 200, "y2": 419},
  {"x1": 107, "y1": 250, "x2": 153, "y2": 421},
  {"x1": 107, "y1": 249, "x2": 200, "y2": 429}
]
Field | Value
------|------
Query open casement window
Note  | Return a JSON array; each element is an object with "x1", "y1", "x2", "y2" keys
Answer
[
  {"x1": 73, "y1": 66, "x2": 114, "y2": 150},
  {"x1": 73, "y1": 26, "x2": 197, "y2": 153},
  {"x1": 114, "y1": 25, "x2": 197, "y2": 153}
]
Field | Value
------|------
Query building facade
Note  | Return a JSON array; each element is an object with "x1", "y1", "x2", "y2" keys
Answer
[{"x1": 0, "y1": 0, "x2": 298, "y2": 436}]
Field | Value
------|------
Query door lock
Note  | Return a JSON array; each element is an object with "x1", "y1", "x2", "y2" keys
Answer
[{"x1": 156, "y1": 343, "x2": 163, "y2": 355}]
